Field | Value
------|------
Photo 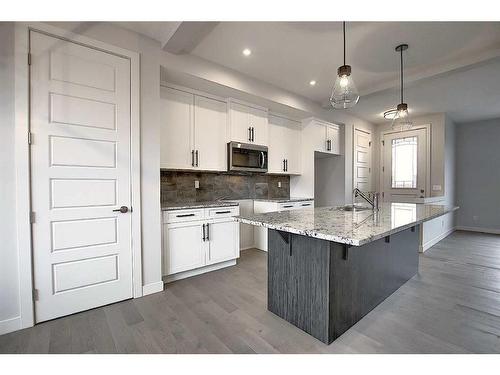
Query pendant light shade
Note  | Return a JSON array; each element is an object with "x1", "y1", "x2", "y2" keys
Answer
[
  {"x1": 330, "y1": 22, "x2": 359, "y2": 109},
  {"x1": 391, "y1": 44, "x2": 413, "y2": 131}
]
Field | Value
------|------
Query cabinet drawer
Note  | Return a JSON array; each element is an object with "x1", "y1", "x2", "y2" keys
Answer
[
  {"x1": 164, "y1": 209, "x2": 204, "y2": 224},
  {"x1": 207, "y1": 206, "x2": 240, "y2": 218},
  {"x1": 297, "y1": 200, "x2": 314, "y2": 208},
  {"x1": 278, "y1": 202, "x2": 296, "y2": 211}
]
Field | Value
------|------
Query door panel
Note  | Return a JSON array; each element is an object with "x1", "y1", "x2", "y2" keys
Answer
[
  {"x1": 164, "y1": 222, "x2": 205, "y2": 274},
  {"x1": 353, "y1": 129, "x2": 372, "y2": 199},
  {"x1": 160, "y1": 87, "x2": 194, "y2": 169},
  {"x1": 194, "y1": 95, "x2": 227, "y2": 171},
  {"x1": 249, "y1": 107, "x2": 268, "y2": 146},
  {"x1": 229, "y1": 102, "x2": 251, "y2": 143},
  {"x1": 382, "y1": 128, "x2": 428, "y2": 201},
  {"x1": 268, "y1": 114, "x2": 287, "y2": 173},
  {"x1": 207, "y1": 220, "x2": 239, "y2": 265},
  {"x1": 30, "y1": 31, "x2": 133, "y2": 322},
  {"x1": 283, "y1": 118, "x2": 301, "y2": 174}
]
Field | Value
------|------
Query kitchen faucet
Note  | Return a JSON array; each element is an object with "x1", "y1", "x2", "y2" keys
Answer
[{"x1": 353, "y1": 188, "x2": 380, "y2": 211}]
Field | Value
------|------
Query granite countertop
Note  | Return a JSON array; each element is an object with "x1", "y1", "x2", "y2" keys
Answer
[
  {"x1": 253, "y1": 197, "x2": 314, "y2": 203},
  {"x1": 235, "y1": 202, "x2": 459, "y2": 246},
  {"x1": 162, "y1": 201, "x2": 239, "y2": 211}
]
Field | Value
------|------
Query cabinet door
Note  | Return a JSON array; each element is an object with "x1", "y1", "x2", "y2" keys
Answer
[
  {"x1": 283, "y1": 118, "x2": 301, "y2": 174},
  {"x1": 249, "y1": 107, "x2": 268, "y2": 146},
  {"x1": 194, "y1": 95, "x2": 228, "y2": 171},
  {"x1": 268, "y1": 114, "x2": 287, "y2": 173},
  {"x1": 326, "y1": 125, "x2": 340, "y2": 154},
  {"x1": 229, "y1": 102, "x2": 251, "y2": 143},
  {"x1": 206, "y1": 219, "x2": 239, "y2": 265},
  {"x1": 164, "y1": 222, "x2": 205, "y2": 275},
  {"x1": 311, "y1": 122, "x2": 328, "y2": 153},
  {"x1": 160, "y1": 87, "x2": 194, "y2": 169}
]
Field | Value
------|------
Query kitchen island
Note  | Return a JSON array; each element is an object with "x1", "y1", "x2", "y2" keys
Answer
[{"x1": 235, "y1": 202, "x2": 458, "y2": 344}]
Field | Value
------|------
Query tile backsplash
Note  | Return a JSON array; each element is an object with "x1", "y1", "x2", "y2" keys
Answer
[{"x1": 161, "y1": 170, "x2": 290, "y2": 205}]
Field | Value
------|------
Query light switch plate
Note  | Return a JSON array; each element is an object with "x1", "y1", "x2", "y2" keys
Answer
[
  {"x1": 432, "y1": 185, "x2": 442, "y2": 191},
  {"x1": 194, "y1": 180, "x2": 200, "y2": 189},
  {"x1": 278, "y1": 181, "x2": 282, "y2": 188}
]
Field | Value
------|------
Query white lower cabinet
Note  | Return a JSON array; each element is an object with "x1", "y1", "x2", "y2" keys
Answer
[
  {"x1": 163, "y1": 206, "x2": 240, "y2": 281},
  {"x1": 253, "y1": 200, "x2": 314, "y2": 251}
]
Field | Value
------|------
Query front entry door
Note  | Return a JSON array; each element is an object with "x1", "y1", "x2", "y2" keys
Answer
[
  {"x1": 30, "y1": 31, "x2": 133, "y2": 322},
  {"x1": 382, "y1": 128, "x2": 428, "y2": 202}
]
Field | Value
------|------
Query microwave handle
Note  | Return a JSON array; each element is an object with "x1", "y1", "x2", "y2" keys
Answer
[{"x1": 259, "y1": 151, "x2": 266, "y2": 168}]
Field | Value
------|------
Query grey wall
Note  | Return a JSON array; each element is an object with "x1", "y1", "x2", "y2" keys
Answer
[
  {"x1": 161, "y1": 170, "x2": 290, "y2": 205},
  {"x1": 0, "y1": 22, "x2": 21, "y2": 325},
  {"x1": 456, "y1": 118, "x2": 500, "y2": 231}
]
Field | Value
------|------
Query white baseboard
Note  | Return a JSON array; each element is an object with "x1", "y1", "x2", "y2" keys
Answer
[
  {"x1": 456, "y1": 226, "x2": 500, "y2": 235},
  {"x1": 142, "y1": 281, "x2": 164, "y2": 296},
  {"x1": 163, "y1": 259, "x2": 237, "y2": 284},
  {"x1": 420, "y1": 227, "x2": 456, "y2": 252},
  {"x1": 0, "y1": 316, "x2": 22, "y2": 336},
  {"x1": 240, "y1": 246, "x2": 255, "y2": 251}
]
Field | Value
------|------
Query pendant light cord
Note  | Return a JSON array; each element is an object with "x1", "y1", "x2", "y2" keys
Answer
[
  {"x1": 343, "y1": 21, "x2": 346, "y2": 66},
  {"x1": 400, "y1": 47, "x2": 404, "y2": 103}
]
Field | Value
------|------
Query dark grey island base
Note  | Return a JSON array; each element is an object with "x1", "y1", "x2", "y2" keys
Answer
[{"x1": 267, "y1": 225, "x2": 420, "y2": 344}]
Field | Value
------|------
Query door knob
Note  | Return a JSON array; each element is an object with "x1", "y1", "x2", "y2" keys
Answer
[{"x1": 113, "y1": 206, "x2": 129, "y2": 213}]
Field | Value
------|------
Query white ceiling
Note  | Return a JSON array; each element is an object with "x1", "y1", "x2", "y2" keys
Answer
[{"x1": 118, "y1": 21, "x2": 500, "y2": 124}]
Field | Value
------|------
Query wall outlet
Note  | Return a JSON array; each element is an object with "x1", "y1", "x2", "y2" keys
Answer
[
  {"x1": 194, "y1": 180, "x2": 200, "y2": 189},
  {"x1": 432, "y1": 185, "x2": 442, "y2": 191},
  {"x1": 278, "y1": 181, "x2": 282, "y2": 188}
]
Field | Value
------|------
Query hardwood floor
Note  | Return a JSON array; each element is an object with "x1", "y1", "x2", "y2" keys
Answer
[{"x1": 1, "y1": 230, "x2": 500, "y2": 353}]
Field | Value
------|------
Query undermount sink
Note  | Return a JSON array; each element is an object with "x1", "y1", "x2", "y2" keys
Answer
[{"x1": 336, "y1": 204, "x2": 372, "y2": 212}]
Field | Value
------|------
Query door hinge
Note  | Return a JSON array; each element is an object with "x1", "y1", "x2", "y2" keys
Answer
[
  {"x1": 28, "y1": 53, "x2": 32, "y2": 66},
  {"x1": 30, "y1": 211, "x2": 36, "y2": 224},
  {"x1": 382, "y1": 166, "x2": 385, "y2": 172},
  {"x1": 33, "y1": 288, "x2": 39, "y2": 301},
  {"x1": 28, "y1": 131, "x2": 33, "y2": 145}
]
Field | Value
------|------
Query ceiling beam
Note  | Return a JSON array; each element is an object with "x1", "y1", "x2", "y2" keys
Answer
[{"x1": 163, "y1": 22, "x2": 219, "y2": 54}]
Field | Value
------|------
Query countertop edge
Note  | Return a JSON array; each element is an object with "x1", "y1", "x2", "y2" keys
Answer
[{"x1": 235, "y1": 206, "x2": 459, "y2": 246}]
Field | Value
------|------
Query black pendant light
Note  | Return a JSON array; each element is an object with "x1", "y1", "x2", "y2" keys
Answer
[
  {"x1": 391, "y1": 44, "x2": 413, "y2": 130},
  {"x1": 330, "y1": 22, "x2": 359, "y2": 109}
]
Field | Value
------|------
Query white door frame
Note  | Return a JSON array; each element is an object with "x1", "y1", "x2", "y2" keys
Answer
[
  {"x1": 14, "y1": 22, "x2": 142, "y2": 330},
  {"x1": 379, "y1": 124, "x2": 432, "y2": 199}
]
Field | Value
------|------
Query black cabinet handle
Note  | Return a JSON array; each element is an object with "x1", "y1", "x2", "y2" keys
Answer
[
  {"x1": 202, "y1": 223, "x2": 206, "y2": 241},
  {"x1": 301, "y1": 203, "x2": 311, "y2": 206},
  {"x1": 251, "y1": 127, "x2": 255, "y2": 142},
  {"x1": 191, "y1": 150, "x2": 195, "y2": 166},
  {"x1": 285, "y1": 159, "x2": 288, "y2": 172},
  {"x1": 215, "y1": 210, "x2": 231, "y2": 214},
  {"x1": 283, "y1": 205, "x2": 293, "y2": 208},
  {"x1": 206, "y1": 223, "x2": 210, "y2": 241},
  {"x1": 248, "y1": 127, "x2": 252, "y2": 141},
  {"x1": 195, "y1": 150, "x2": 199, "y2": 167},
  {"x1": 176, "y1": 213, "x2": 195, "y2": 218},
  {"x1": 283, "y1": 159, "x2": 286, "y2": 172}
]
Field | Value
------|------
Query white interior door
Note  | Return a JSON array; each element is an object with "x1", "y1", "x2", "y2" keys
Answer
[
  {"x1": 382, "y1": 128, "x2": 428, "y2": 202},
  {"x1": 194, "y1": 95, "x2": 227, "y2": 171},
  {"x1": 30, "y1": 31, "x2": 133, "y2": 323},
  {"x1": 353, "y1": 128, "x2": 372, "y2": 195}
]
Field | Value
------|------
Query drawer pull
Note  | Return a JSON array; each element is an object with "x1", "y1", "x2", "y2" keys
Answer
[
  {"x1": 301, "y1": 204, "x2": 311, "y2": 206},
  {"x1": 176, "y1": 213, "x2": 196, "y2": 218},
  {"x1": 283, "y1": 205, "x2": 294, "y2": 208},
  {"x1": 215, "y1": 210, "x2": 232, "y2": 214}
]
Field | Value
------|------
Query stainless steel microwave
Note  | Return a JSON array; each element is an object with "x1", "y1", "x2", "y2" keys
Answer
[{"x1": 228, "y1": 142, "x2": 268, "y2": 173}]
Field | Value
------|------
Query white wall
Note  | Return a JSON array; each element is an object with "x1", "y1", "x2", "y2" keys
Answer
[
  {"x1": 455, "y1": 118, "x2": 500, "y2": 233},
  {"x1": 0, "y1": 22, "x2": 22, "y2": 334}
]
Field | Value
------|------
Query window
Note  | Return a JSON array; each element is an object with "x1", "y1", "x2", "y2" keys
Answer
[{"x1": 391, "y1": 136, "x2": 417, "y2": 189}]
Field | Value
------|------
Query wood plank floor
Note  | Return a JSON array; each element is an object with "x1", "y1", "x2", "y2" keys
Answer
[{"x1": 1, "y1": 230, "x2": 500, "y2": 353}]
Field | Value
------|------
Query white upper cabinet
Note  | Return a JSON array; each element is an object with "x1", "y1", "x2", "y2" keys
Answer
[
  {"x1": 160, "y1": 87, "x2": 194, "y2": 169},
  {"x1": 160, "y1": 85, "x2": 228, "y2": 171},
  {"x1": 303, "y1": 117, "x2": 341, "y2": 155},
  {"x1": 229, "y1": 100, "x2": 268, "y2": 146},
  {"x1": 194, "y1": 95, "x2": 228, "y2": 171},
  {"x1": 268, "y1": 114, "x2": 301, "y2": 174}
]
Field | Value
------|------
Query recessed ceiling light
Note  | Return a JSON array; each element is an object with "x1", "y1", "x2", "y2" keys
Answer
[
  {"x1": 242, "y1": 48, "x2": 252, "y2": 56},
  {"x1": 309, "y1": 80, "x2": 316, "y2": 86}
]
